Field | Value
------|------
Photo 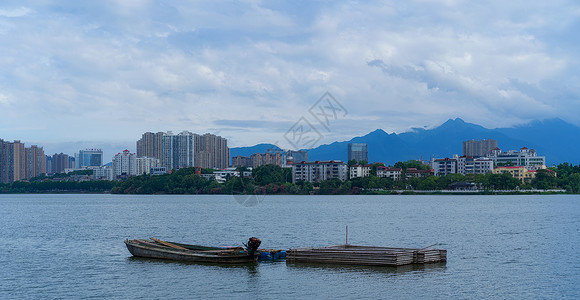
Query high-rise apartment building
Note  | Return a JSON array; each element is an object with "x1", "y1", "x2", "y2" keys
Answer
[
  {"x1": 25, "y1": 145, "x2": 46, "y2": 180},
  {"x1": 286, "y1": 150, "x2": 308, "y2": 164},
  {"x1": 194, "y1": 133, "x2": 230, "y2": 169},
  {"x1": 162, "y1": 131, "x2": 196, "y2": 170},
  {"x1": 348, "y1": 143, "x2": 368, "y2": 163},
  {"x1": 140, "y1": 131, "x2": 230, "y2": 171},
  {"x1": 231, "y1": 155, "x2": 252, "y2": 168},
  {"x1": 1, "y1": 139, "x2": 43, "y2": 183},
  {"x1": 250, "y1": 151, "x2": 285, "y2": 168},
  {"x1": 51, "y1": 153, "x2": 73, "y2": 174},
  {"x1": 463, "y1": 139, "x2": 497, "y2": 157},
  {"x1": 137, "y1": 132, "x2": 165, "y2": 160},
  {"x1": 112, "y1": 150, "x2": 137, "y2": 178},
  {"x1": 136, "y1": 157, "x2": 160, "y2": 175},
  {"x1": 76, "y1": 149, "x2": 103, "y2": 168},
  {"x1": 0, "y1": 139, "x2": 9, "y2": 183}
]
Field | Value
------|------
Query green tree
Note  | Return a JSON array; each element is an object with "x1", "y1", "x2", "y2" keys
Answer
[
  {"x1": 485, "y1": 173, "x2": 520, "y2": 190},
  {"x1": 531, "y1": 169, "x2": 557, "y2": 189},
  {"x1": 565, "y1": 173, "x2": 580, "y2": 193},
  {"x1": 252, "y1": 164, "x2": 287, "y2": 185}
]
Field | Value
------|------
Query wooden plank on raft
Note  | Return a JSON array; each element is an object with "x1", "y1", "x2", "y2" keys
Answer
[{"x1": 287, "y1": 244, "x2": 447, "y2": 266}]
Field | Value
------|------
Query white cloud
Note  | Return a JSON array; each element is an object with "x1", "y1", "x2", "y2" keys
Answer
[
  {"x1": 0, "y1": 7, "x2": 30, "y2": 18},
  {"x1": 0, "y1": 0, "x2": 579, "y2": 153}
]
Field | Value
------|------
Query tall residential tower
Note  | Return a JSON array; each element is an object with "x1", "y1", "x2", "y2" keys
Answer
[{"x1": 348, "y1": 143, "x2": 368, "y2": 163}]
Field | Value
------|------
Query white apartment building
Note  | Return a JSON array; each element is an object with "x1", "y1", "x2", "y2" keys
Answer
[
  {"x1": 432, "y1": 158, "x2": 457, "y2": 176},
  {"x1": 376, "y1": 167, "x2": 402, "y2": 180},
  {"x1": 162, "y1": 131, "x2": 195, "y2": 171},
  {"x1": 93, "y1": 165, "x2": 114, "y2": 181},
  {"x1": 136, "y1": 157, "x2": 160, "y2": 175},
  {"x1": 455, "y1": 155, "x2": 494, "y2": 175},
  {"x1": 486, "y1": 147, "x2": 546, "y2": 170},
  {"x1": 349, "y1": 164, "x2": 371, "y2": 178},
  {"x1": 112, "y1": 150, "x2": 137, "y2": 178},
  {"x1": 292, "y1": 161, "x2": 348, "y2": 183}
]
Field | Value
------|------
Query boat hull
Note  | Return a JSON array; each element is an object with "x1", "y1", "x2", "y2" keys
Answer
[{"x1": 125, "y1": 239, "x2": 258, "y2": 264}]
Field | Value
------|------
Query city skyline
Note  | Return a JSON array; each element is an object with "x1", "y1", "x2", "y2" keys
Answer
[{"x1": 1, "y1": 1, "x2": 580, "y2": 159}]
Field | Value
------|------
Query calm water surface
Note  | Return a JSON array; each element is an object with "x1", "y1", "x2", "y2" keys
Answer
[{"x1": 1, "y1": 194, "x2": 579, "y2": 299}]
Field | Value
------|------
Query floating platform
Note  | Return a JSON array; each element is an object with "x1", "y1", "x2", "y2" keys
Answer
[{"x1": 286, "y1": 244, "x2": 446, "y2": 266}]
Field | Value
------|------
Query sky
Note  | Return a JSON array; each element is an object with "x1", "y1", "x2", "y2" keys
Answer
[{"x1": 1, "y1": 0, "x2": 579, "y2": 160}]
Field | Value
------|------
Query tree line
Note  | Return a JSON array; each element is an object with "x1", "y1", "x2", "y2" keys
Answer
[{"x1": 2, "y1": 161, "x2": 580, "y2": 194}]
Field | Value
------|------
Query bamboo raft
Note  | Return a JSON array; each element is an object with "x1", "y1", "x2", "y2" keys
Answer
[{"x1": 286, "y1": 244, "x2": 446, "y2": 266}]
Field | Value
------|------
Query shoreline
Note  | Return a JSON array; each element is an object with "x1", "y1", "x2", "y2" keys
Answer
[{"x1": 0, "y1": 189, "x2": 572, "y2": 195}]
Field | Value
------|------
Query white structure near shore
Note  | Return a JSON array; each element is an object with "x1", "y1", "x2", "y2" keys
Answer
[{"x1": 292, "y1": 161, "x2": 348, "y2": 183}]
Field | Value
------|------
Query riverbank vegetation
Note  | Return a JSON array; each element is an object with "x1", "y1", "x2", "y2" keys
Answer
[
  {"x1": 110, "y1": 162, "x2": 580, "y2": 195},
  {"x1": 2, "y1": 161, "x2": 580, "y2": 194}
]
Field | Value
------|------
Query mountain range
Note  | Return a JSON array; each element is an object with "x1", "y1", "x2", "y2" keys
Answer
[{"x1": 231, "y1": 118, "x2": 580, "y2": 165}]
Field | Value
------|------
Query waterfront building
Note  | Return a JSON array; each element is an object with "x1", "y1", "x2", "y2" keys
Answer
[
  {"x1": 51, "y1": 153, "x2": 73, "y2": 174},
  {"x1": 25, "y1": 145, "x2": 46, "y2": 180},
  {"x1": 137, "y1": 132, "x2": 165, "y2": 160},
  {"x1": 1, "y1": 140, "x2": 47, "y2": 182},
  {"x1": 150, "y1": 167, "x2": 167, "y2": 175},
  {"x1": 232, "y1": 155, "x2": 252, "y2": 168},
  {"x1": 492, "y1": 166, "x2": 553, "y2": 183},
  {"x1": 162, "y1": 131, "x2": 195, "y2": 170},
  {"x1": 405, "y1": 168, "x2": 434, "y2": 178},
  {"x1": 0, "y1": 140, "x2": 25, "y2": 183},
  {"x1": 194, "y1": 133, "x2": 230, "y2": 169},
  {"x1": 456, "y1": 155, "x2": 494, "y2": 175},
  {"x1": 348, "y1": 143, "x2": 368, "y2": 163},
  {"x1": 376, "y1": 167, "x2": 402, "y2": 180},
  {"x1": 0, "y1": 139, "x2": 9, "y2": 183},
  {"x1": 463, "y1": 139, "x2": 497, "y2": 157},
  {"x1": 136, "y1": 157, "x2": 160, "y2": 175},
  {"x1": 486, "y1": 147, "x2": 546, "y2": 170},
  {"x1": 432, "y1": 158, "x2": 457, "y2": 176},
  {"x1": 45, "y1": 155, "x2": 52, "y2": 174},
  {"x1": 156, "y1": 131, "x2": 229, "y2": 170},
  {"x1": 291, "y1": 160, "x2": 348, "y2": 183},
  {"x1": 286, "y1": 150, "x2": 308, "y2": 164},
  {"x1": 93, "y1": 165, "x2": 114, "y2": 181},
  {"x1": 250, "y1": 151, "x2": 285, "y2": 168},
  {"x1": 76, "y1": 149, "x2": 103, "y2": 168},
  {"x1": 349, "y1": 164, "x2": 372, "y2": 178},
  {"x1": 112, "y1": 150, "x2": 137, "y2": 178}
]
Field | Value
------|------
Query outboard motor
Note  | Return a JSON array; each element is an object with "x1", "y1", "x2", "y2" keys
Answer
[{"x1": 247, "y1": 237, "x2": 261, "y2": 255}]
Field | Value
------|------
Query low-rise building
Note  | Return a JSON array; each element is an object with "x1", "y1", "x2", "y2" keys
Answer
[
  {"x1": 487, "y1": 147, "x2": 546, "y2": 170},
  {"x1": 432, "y1": 158, "x2": 457, "y2": 176},
  {"x1": 493, "y1": 166, "x2": 532, "y2": 183},
  {"x1": 406, "y1": 168, "x2": 434, "y2": 178},
  {"x1": 349, "y1": 164, "x2": 372, "y2": 178},
  {"x1": 376, "y1": 167, "x2": 402, "y2": 180},
  {"x1": 150, "y1": 167, "x2": 167, "y2": 175},
  {"x1": 456, "y1": 155, "x2": 493, "y2": 175},
  {"x1": 93, "y1": 166, "x2": 114, "y2": 181},
  {"x1": 136, "y1": 157, "x2": 160, "y2": 175},
  {"x1": 292, "y1": 161, "x2": 348, "y2": 183}
]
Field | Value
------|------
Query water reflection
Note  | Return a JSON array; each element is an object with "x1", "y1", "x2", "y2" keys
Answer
[
  {"x1": 286, "y1": 262, "x2": 447, "y2": 275},
  {"x1": 127, "y1": 256, "x2": 258, "y2": 273}
]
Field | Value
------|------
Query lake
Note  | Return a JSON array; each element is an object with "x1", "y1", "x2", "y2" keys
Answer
[{"x1": 1, "y1": 194, "x2": 578, "y2": 299}]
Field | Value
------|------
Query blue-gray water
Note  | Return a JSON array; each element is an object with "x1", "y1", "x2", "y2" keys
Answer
[{"x1": 1, "y1": 194, "x2": 579, "y2": 299}]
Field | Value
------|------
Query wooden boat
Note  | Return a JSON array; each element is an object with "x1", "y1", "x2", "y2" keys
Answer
[{"x1": 125, "y1": 237, "x2": 261, "y2": 263}]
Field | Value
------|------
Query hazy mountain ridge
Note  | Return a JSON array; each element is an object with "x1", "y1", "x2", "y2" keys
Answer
[{"x1": 231, "y1": 118, "x2": 580, "y2": 165}]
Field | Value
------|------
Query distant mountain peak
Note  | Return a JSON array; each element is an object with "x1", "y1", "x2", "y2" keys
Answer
[{"x1": 231, "y1": 118, "x2": 580, "y2": 165}]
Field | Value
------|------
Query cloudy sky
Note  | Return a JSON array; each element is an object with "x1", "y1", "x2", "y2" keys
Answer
[{"x1": 1, "y1": 0, "x2": 579, "y2": 159}]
